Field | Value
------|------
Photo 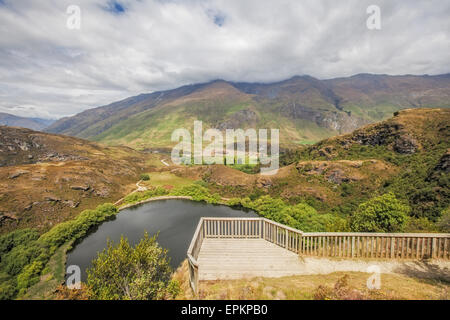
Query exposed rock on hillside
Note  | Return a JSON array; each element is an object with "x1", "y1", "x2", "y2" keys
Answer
[
  {"x1": 0, "y1": 126, "x2": 149, "y2": 234},
  {"x1": 434, "y1": 149, "x2": 450, "y2": 172}
]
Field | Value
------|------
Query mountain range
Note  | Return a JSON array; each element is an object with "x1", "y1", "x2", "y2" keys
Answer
[
  {"x1": 45, "y1": 73, "x2": 450, "y2": 149},
  {"x1": 0, "y1": 113, "x2": 54, "y2": 131}
]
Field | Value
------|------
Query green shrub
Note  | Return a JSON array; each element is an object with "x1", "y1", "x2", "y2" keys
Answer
[
  {"x1": 281, "y1": 204, "x2": 346, "y2": 232},
  {"x1": 170, "y1": 184, "x2": 221, "y2": 204},
  {"x1": 0, "y1": 229, "x2": 39, "y2": 260},
  {"x1": 140, "y1": 173, "x2": 150, "y2": 181},
  {"x1": 0, "y1": 278, "x2": 17, "y2": 300},
  {"x1": 227, "y1": 195, "x2": 346, "y2": 232},
  {"x1": 350, "y1": 193, "x2": 410, "y2": 232},
  {"x1": 87, "y1": 233, "x2": 176, "y2": 300},
  {"x1": 123, "y1": 187, "x2": 169, "y2": 205},
  {"x1": 437, "y1": 207, "x2": 450, "y2": 232}
]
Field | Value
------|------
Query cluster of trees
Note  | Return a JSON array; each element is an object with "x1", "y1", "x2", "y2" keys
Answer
[
  {"x1": 227, "y1": 195, "x2": 347, "y2": 232},
  {"x1": 0, "y1": 203, "x2": 117, "y2": 299}
]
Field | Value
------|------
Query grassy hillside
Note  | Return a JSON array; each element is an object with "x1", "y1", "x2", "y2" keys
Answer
[
  {"x1": 278, "y1": 108, "x2": 450, "y2": 225},
  {"x1": 0, "y1": 126, "x2": 152, "y2": 234}
]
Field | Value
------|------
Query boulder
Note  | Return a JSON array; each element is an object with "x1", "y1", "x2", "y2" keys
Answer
[{"x1": 70, "y1": 184, "x2": 90, "y2": 191}]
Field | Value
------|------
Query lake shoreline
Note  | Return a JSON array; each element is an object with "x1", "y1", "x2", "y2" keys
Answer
[{"x1": 118, "y1": 195, "x2": 194, "y2": 211}]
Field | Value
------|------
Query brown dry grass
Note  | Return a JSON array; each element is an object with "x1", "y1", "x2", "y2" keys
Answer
[{"x1": 172, "y1": 260, "x2": 449, "y2": 300}]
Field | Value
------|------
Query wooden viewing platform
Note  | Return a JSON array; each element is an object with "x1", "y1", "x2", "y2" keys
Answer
[{"x1": 187, "y1": 217, "x2": 450, "y2": 293}]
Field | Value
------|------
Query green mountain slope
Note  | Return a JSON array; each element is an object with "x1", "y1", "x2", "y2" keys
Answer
[{"x1": 46, "y1": 74, "x2": 450, "y2": 149}]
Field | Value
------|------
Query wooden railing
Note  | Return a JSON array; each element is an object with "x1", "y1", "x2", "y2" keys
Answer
[
  {"x1": 301, "y1": 232, "x2": 450, "y2": 260},
  {"x1": 262, "y1": 218, "x2": 303, "y2": 253},
  {"x1": 186, "y1": 217, "x2": 204, "y2": 293},
  {"x1": 187, "y1": 217, "x2": 450, "y2": 293}
]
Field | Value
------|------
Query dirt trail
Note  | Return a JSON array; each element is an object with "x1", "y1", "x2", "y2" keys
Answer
[{"x1": 114, "y1": 180, "x2": 147, "y2": 205}]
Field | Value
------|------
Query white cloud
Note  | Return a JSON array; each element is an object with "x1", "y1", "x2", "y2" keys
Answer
[{"x1": 0, "y1": 0, "x2": 449, "y2": 119}]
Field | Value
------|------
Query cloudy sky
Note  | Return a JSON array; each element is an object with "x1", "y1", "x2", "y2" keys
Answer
[{"x1": 0, "y1": 0, "x2": 449, "y2": 119}]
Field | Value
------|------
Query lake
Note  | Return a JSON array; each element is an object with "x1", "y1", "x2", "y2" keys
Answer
[{"x1": 66, "y1": 199, "x2": 257, "y2": 281}]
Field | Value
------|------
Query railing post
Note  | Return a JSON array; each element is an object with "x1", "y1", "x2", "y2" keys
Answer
[
  {"x1": 285, "y1": 229, "x2": 288, "y2": 248},
  {"x1": 299, "y1": 233, "x2": 303, "y2": 254},
  {"x1": 390, "y1": 237, "x2": 395, "y2": 259},
  {"x1": 261, "y1": 219, "x2": 264, "y2": 239},
  {"x1": 432, "y1": 237, "x2": 437, "y2": 259},
  {"x1": 351, "y1": 236, "x2": 355, "y2": 258}
]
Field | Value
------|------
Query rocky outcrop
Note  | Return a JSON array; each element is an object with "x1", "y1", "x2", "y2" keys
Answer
[
  {"x1": 217, "y1": 109, "x2": 258, "y2": 130},
  {"x1": 326, "y1": 169, "x2": 349, "y2": 184},
  {"x1": 348, "y1": 122, "x2": 419, "y2": 154},
  {"x1": 8, "y1": 170, "x2": 29, "y2": 179},
  {"x1": 256, "y1": 176, "x2": 273, "y2": 188},
  {"x1": 280, "y1": 104, "x2": 369, "y2": 133},
  {"x1": 70, "y1": 184, "x2": 90, "y2": 191},
  {"x1": 433, "y1": 149, "x2": 450, "y2": 172},
  {"x1": 0, "y1": 126, "x2": 91, "y2": 166},
  {"x1": 393, "y1": 134, "x2": 419, "y2": 154},
  {"x1": 0, "y1": 212, "x2": 18, "y2": 226}
]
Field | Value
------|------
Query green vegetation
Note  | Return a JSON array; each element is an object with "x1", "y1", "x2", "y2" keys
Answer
[
  {"x1": 140, "y1": 173, "x2": 150, "y2": 181},
  {"x1": 382, "y1": 151, "x2": 449, "y2": 222},
  {"x1": 141, "y1": 172, "x2": 195, "y2": 189},
  {"x1": 0, "y1": 203, "x2": 117, "y2": 299},
  {"x1": 350, "y1": 193, "x2": 410, "y2": 232},
  {"x1": 437, "y1": 207, "x2": 450, "y2": 232},
  {"x1": 170, "y1": 184, "x2": 222, "y2": 204},
  {"x1": 87, "y1": 233, "x2": 179, "y2": 300},
  {"x1": 228, "y1": 163, "x2": 259, "y2": 174},
  {"x1": 279, "y1": 109, "x2": 450, "y2": 230},
  {"x1": 122, "y1": 187, "x2": 169, "y2": 205},
  {"x1": 227, "y1": 195, "x2": 347, "y2": 232}
]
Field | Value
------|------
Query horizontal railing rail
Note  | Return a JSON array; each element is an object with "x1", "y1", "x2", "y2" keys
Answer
[
  {"x1": 301, "y1": 232, "x2": 450, "y2": 260},
  {"x1": 187, "y1": 217, "x2": 450, "y2": 293}
]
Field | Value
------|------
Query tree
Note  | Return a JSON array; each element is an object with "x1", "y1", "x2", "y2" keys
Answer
[
  {"x1": 350, "y1": 193, "x2": 409, "y2": 232},
  {"x1": 437, "y1": 207, "x2": 450, "y2": 232},
  {"x1": 86, "y1": 232, "x2": 178, "y2": 300}
]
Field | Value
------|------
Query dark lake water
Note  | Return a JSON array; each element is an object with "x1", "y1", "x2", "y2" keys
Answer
[{"x1": 66, "y1": 199, "x2": 257, "y2": 281}]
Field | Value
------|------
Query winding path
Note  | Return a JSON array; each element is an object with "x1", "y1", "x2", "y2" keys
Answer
[{"x1": 114, "y1": 180, "x2": 147, "y2": 205}]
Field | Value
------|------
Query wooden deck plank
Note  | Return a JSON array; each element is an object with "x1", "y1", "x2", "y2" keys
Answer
[{"x1": 197, "y1": 238, "x2": 304, "y2": 280}]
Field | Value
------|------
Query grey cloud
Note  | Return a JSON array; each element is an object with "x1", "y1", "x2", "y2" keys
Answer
[{"x1": 0, "y1": 0, "x2": 448, "y2": 119}]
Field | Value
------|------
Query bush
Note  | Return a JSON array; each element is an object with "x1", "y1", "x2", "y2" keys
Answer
[
  {"x1": 437, "y1": 207, "x2": 450, "y2": 232},
  {"x1": 87, "y1": 233, "x2": 177, "y2": 300},
  {"x1": 350, "y1": 193, "x2": 410, "y2": 232},
  {"x1": 228, "y1": 195, "x2": 347, "y2": 232},
  {"x1": 123, "y1": 187, "x2": 169, "y2": 205},
  {"x1": 282, "y1": 204, "x2": 347, "y2": 232},
  {"x1": 140, "y1": 173, "x2": 150, "y2": 181},
  {"x1": 170, "y1": 184, "x2": 221, "y2": 204}
]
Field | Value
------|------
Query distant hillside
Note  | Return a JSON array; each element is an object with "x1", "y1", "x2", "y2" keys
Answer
[
  {"x1": 46, "y1": 74, "x2": 450, "y2": 149},
  {"x1": 0, "y1": 112, "x2": 54, "y2": 131},
  {"x1": 0, "y1": 126, "x2": 148, "y2": 233}
]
